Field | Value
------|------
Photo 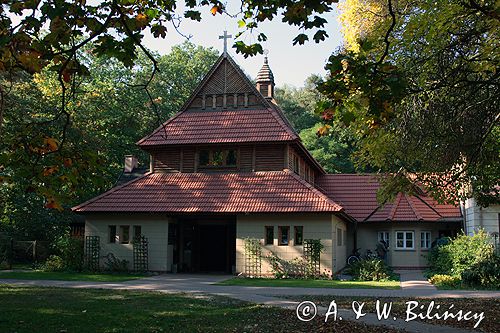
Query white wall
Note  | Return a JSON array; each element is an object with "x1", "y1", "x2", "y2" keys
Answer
[
  {"x1": 236, "y1": 213, "x2": 348, "y2": 276},
  {"x1": 332, "y1": 215, "x2": 347, "y2": 273},
  {"x1": 85, "y1": 214, "x2": 171, "y2": 271},
  {"x1": 464, "y1": 198, "x2": 500, "y2": 236}
]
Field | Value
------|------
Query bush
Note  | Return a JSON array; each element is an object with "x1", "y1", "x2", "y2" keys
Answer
[
  {"x1": 428, "y1": 274, "x2": 461, "y2": 288},
  {"x1": 347, "y1": 258, "x2": 394, "y2": 281},
  {"x1": 427, "y1": 239, "x2": 453, "y2": 274},
  {"x1": 264, "y1": 254, "x2": 330, "y2": 279},
  {"x1": 103, "y1": 253, "x2": 129, "y2": 272},
  {"x1": 49, "y1": 234, "x2": 84, "y2": 272},
  {"x1": 461, "y1": 253, "x2": 500, "y2": 289},
  {"x1": 42, "y1": 255, "x2": 65, "y2": 272},
  {"x1": 427, "y1": 230, "x2": 499, "y2": 289},
  {"x1": 0, "y1": 261, "x2": 10, "y2": 270}
]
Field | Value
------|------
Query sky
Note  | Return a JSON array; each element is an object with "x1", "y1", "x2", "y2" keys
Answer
[
  {"x1": 9, "y1": 1, "x2": 345, "y2": 88},
  {"x1": 141, "y1": 4, "x2": 344, "y2": 87}
]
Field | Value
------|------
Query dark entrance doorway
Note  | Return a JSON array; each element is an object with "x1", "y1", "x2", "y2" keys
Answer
[
  {"x1": 174, "y1": 217, "x2": 236, "y2": 273},
  {"x1": 199, "y1": 225, "x2": 228, "y2": 272}
]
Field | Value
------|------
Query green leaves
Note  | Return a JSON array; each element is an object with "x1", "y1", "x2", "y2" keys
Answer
[
  {"x1": 184, "y1": 10, "x2": 201, "y2": 21},
  {"x1": 151, "y1": 24, "x2": 167, "y2": 38},
  {"x1": 293, "y1": 33, "x2": 309, "y2": 45},
  {"x1": 313, "y1": 30, "x2": 328, "y2": 43},
  {"x1": 233, "y1": 41, "x2": 263, "y2": 58}
]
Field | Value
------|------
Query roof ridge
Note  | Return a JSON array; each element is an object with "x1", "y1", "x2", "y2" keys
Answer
[
  {"x1": 137, "y1": 54, "x2": 228, "y2": 146},
  {"x1": 267, "y1": 106, "x2": 298, "y2": 139},
  {"x1": 269, "y1": 103, "x2": 299, "y2": 137},
  {"x1": 285, "y1": 169, "x2": 342, "y2": 211},
  {"x1": 388, "y1": 193, "x2": 402, "y2": 220},
  {"x1": 72, "y1": 172, "x2": 151, "y2": 211},
  {"x1": 136, "y1": 112, "x2": 182, "y2": 145},
  {"x1": 405, "y1": 193, "x2": 423, "y2": 220},
  {"x1": 413, "y1": 194, "x2": 443, "y2": 218}
]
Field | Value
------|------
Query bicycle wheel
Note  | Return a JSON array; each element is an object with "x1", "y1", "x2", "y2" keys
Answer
[{"x1": 347, "y1": 255, "x2": 360, "y2": 265}]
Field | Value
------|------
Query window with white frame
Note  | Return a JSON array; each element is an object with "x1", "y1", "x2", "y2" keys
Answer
[
  {"x1": 395, "y1": 231, "x2": 414, "y2": 249},
  {"x1": 378, "y1": 231, "x2": 390, "y2": 248},
  {"x1": 420, "y1": 231, "x2": 431, "y2": 249}
]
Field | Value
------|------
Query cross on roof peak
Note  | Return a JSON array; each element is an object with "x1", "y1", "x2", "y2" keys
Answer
[{"x1": 219, "y1": 30, "x2": 232, "y2": 56}]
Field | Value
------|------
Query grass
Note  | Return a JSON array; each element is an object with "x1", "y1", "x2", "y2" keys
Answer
[
  {"x1": 0, "y1": 285, "x2": 407, "y2": 333},
  {"x1": 0, "y1": 270, "x2": 146, "y2": 282},
  {"x1": 285, "y1": 295, "x2": 500, "y2": 333},
  {"x1": 216, "y1": 277, "x2": 401, "y2": 289}
]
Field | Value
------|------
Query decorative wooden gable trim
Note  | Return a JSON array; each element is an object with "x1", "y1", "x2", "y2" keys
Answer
[
  {"x1": 136, "y1": 53, "x2": 299, "y2": 147},
  {"x1": 186, "y1": 54, "x2": 267, "y2": 111}
]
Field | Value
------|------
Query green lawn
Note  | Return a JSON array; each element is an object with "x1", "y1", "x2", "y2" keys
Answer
[
  {"x1": 0, "y1": 270, "x2": 146, "y2": 282},
  {"x1": 0, "y1": 285, "x2": 406, "y2": 333},
  {"x1": 216, "y1": 277, "x2": 401, "y2": 289}
]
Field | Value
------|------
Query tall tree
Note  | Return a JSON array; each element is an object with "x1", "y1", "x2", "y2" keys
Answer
[
  {"x1": 275, "y1": 75, "x2": 323, "y2": 132},
  {"x1": 0, "y1": 0, "x2": 337, "y2": 207},
  {"x1": 0, "y1": 42, "x2": 217, "y2": 240},
  {"x1": 0, "y1": 0, "x2": 497, "y2": 208},
  {"x1": 317, "y1": 0, "x2": 499, "y2": 205},
  {"x1": 275, "y1": 75, "x2": 358, "y2": 173}
]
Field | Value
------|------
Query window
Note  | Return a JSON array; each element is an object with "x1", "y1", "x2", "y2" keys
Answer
[
  {"x1": 420, "y1": 231, "x2": 431, "y2": 249},
  {"x1": 265, "y1": 226, "x2": 274, "y2": 245},
  {"x1": 198, "y1": 149, "x2": 238, "y2": 167},
  {"x1": 134, "y1": 225, "x2": 142, "y2": 240},
  {"x1": 337, "y1": 228, "x2": 343, "y2": 246},
  {"x1": 199, "y1": 150, "x2": 209, "y2": 166},
  {"x1": 109, "y1": 225, "x2": 117, "y2": 243},
  {"x1": 396, "y1": 231, "x2": 414, "y2": 249},
  {"x1": 292, "y1": 154, "x2": 300, "y2": 174},
  {"x1": 226, "y1": 150, "x2": 237, "y2": 166},
  {"x1": 294, "y1": 226, "x2": 303, "y2": 245},
  {"x1": 378, "y1": 231, "x2": 390, "y2": 248},
  {"x1": 120, "y1": 226, "x2": 130, "y2": 244},
  {"x1": 278, "y1": 226, "x2": 289, "y2": 246}
]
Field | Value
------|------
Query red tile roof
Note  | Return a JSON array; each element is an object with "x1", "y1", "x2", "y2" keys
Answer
[
  {"x1": 73, "y1": 171, "x2": 342, "y2": 213},
  {"x1": 137, "y1": 108, "x2": 297, "y2": 146},
  {"x1": 316, "y1": 174, "x2": 462, "y2": 222}
]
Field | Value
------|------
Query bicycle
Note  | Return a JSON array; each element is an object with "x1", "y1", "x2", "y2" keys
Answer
[{"x1": 346, "y1": 248, "x2": 378, "y2": 265}]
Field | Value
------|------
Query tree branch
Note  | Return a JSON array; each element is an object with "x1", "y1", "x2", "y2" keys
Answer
[{"x1": 376, "y1": 0, "x2": 397, "y2": 67}]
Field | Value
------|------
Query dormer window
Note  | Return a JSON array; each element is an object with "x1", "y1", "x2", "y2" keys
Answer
[{"x1": 199, "y1": 149, "x2": 238, "y2": 168}]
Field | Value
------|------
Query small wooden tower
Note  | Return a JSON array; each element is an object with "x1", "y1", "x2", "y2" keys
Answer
[{"x1": 255, "y1": 55, "x2": 275, "y2": 99}]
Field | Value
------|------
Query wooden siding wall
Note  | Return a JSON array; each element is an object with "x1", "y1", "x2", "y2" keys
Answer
[
  {"x1": 153, "y1": 147, "x2": 181, "y2": 172},
  {"x1": 254, "y1": 144, "x2": 285, "y2": 171},
  {"x1": 239, "y1": 145, "x2": 254, "y2": 172},
  {"x1": 288, "y1": 146, "x2": 315, "y2": 185},
  {"x1": 182, "y1": 148, "x2": 196, "y2": 173},
  {"x1": 151, "y1": 144, "x2": 290, "y2": 173}
]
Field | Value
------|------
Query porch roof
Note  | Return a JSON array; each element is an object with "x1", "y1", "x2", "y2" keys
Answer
[
  {"x1": 73, "y1": 171, "x2": 342, "y2": 213},
  {"x1": 316, "y1": 174, "x2": 462, "y2": 222}
]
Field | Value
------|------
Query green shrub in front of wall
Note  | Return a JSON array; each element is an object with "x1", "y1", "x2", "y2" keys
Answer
[
  {"x1": 51, "y1": 234, "x2": 85, "y2": 272},
  {"x1": 428, "y1": 274, "x2": 461, "y2": 288},
  {"x1": 346, "y1": 258, "x2": 394, "y2": 281},
  {"x1": 42, "y1": 255, "x2": 65, "y2": 272},
  {"x1": 461, "y1": 253, "x2": 500, "y2": 289},
  {"x1": 427, "y1": 230, "x2": 500, "y2": 289}
]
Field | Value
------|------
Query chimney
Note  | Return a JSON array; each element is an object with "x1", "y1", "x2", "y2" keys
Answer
[
  {"x1": 124, "y1": 155, "x2": 138, "y2": 173},
  {"x1": 256, "y1": 56, "x2": 275, "y2": 99}
]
